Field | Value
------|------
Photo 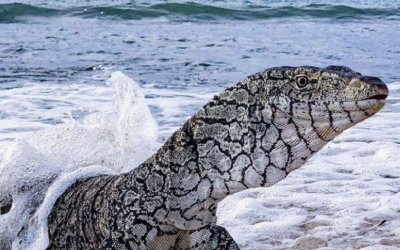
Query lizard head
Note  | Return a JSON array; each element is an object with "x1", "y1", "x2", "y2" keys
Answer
[
  {"x1": 189, "y1": 66, "x2": 388, "y2": 190},
  {"x1": 238, "y1": 65, "x2": 390, "y2": 180},
  {"x1": 258, "y1": 65, "x2": 388, "y2": 140}
]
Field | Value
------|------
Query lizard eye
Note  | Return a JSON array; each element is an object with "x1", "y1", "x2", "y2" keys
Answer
[{"x1": 295, "y1": 76, "x2": 309, "y2": 89}]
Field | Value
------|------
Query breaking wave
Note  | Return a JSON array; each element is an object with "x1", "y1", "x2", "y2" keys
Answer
[{"x1": 1, "y1": 2, "x2": 399, "y2": 22}]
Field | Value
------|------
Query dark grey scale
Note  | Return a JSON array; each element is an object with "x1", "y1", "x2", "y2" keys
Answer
[
  {"x1": 47, "y1": 66, "x2": 387, "y2": 250},
  {"x1": 323, "y1": 65, "x2": 361, "y2": 75}
]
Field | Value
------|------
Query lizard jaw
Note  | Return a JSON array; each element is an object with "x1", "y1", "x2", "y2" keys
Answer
[{"x1": 362, "y1": 94, "x2": 388, "y2": 100}]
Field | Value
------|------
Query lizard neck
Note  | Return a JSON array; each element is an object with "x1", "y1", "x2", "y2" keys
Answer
[{"x1": 123, "y1": 74, "x2": 336, "y2": 230}]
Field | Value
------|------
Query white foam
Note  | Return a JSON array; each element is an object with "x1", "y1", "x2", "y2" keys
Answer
[
  {"x1": 26, "y1": 72, "x2": 160, "y2": 173},
  {"x1": 0, "y1": 138, "x2": 61, "y2": 249},
  {"x1": 0, "y1": 72, "x2": 160, "y2": 249}
]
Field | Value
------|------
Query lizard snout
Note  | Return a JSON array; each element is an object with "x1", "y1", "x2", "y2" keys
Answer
[
  {"x1": 361, "y1": 76, "x2": 389, "y2": 100},
  {"x1": 349, "y1": 76, "x2": 388, "y2": 100}
]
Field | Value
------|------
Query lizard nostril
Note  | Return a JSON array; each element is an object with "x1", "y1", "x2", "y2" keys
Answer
[{"x1": 349, "y1": 79, "x2": 362, "y2": 89}]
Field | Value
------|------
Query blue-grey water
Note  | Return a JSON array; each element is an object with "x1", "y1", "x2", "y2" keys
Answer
[{"x1": 0, "y1": 0, "x2": 399, "y2": 143}]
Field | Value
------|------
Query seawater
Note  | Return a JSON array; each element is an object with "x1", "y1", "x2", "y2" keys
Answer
[{"x1": 0, "y1": 0, "x2": 399, "y2": 145}]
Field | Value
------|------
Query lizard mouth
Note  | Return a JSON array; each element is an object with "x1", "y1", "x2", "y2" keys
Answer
[
  {"x1": 362, "y1": 94, "x2": 388, "y2": 100},
  {"x1": 357, "y1": 76, "x2": 389, "y2": 101}
]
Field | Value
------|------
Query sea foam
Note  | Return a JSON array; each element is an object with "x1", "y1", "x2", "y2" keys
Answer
[{"x1": 0, "y1": 72, "x2": 160, "y2": 249}]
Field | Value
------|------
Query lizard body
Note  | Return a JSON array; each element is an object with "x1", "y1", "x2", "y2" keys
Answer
[{"x1": 47, "y1": 66, "x2": 388, "y2": 250}]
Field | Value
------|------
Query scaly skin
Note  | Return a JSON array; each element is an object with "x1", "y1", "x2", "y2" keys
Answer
[{"x1": 47, "y1": 66, "x2": 388, "y2": 250}]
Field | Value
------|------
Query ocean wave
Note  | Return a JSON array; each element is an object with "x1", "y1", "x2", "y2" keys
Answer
[
  {"x1": 0, "y1": 2, "x2": 399, "y2": 22},
  {"x1": 0, "y1": 3, "x2": 61, "y2": 22}
]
